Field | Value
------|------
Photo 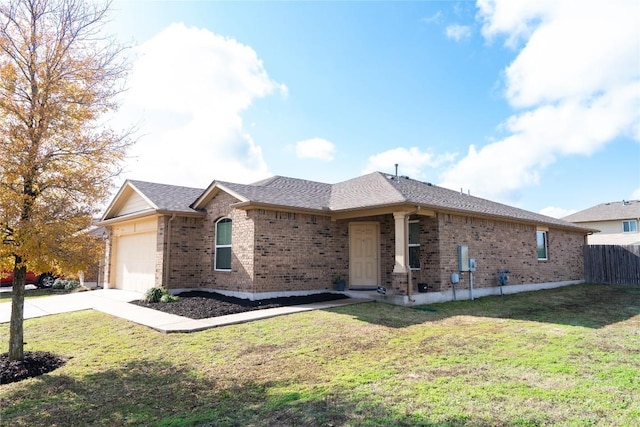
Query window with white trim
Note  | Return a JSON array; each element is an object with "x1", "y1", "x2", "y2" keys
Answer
[
  {"x1": 623, "y1": 220, "x2": 638, "y2": 233},
  {"x1": 215, "y1": 218, "x2": 232, "y2": 271},
  {"x1": 536, "y1": 230, "x2": 548, "y2": 260},
  {"x1": 408, "y1": 220, "x2": 420, "y2": 269}
]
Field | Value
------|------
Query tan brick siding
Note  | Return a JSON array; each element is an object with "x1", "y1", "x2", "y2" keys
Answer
[
  {"x1": 252, "y1": 210, "x2": 348, "y2": 292},
  {"x1": 165, "y1": 192, "x2": 586, "y2": 296},
  {"x1": 410, "y1": 213, "x2": 585, "y2": 292}
]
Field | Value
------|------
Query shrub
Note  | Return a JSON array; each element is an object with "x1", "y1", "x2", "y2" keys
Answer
[
  {"x1": 160, "y1": 293, "x2": 179, "y2": 303},
  {"x1": 64, "y1": 280, "x2": 79, "y2": 290},
  {"x1": 144, "y1": 287, "x2": 178, "y2": 303},
  {"x1": 52, "y1": 278, "x2": 79, "y2": 290},
  {"x1": 145, "y1": 287, "x2": 165, "y2": 303}
]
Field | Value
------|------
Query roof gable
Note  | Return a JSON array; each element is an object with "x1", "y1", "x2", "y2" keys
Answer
[
  {"x1": 329, "y1": 173, "x2": 405, "y2": 210},
  {"x1": 101, "y1": 180, "x2": 205, "y2": 221},
  {"x1": 193, "y1": 176, "x2": 332, "y2": 211}
]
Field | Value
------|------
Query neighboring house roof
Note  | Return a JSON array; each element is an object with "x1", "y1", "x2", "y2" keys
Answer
[
  {"x1": 563, "y1": 200, "x2": 640, "y2": 223},
  {"x1": 191, "y1": 172, "x2": 592, "y2": 232}
]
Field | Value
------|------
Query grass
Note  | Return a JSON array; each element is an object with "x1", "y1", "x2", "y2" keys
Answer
[
  {"x1": 0, "y1": 287, "x2": 83, "y2": 301},
  {"x1": 1, "y1": 283, "x2": 638, "y2": 426}
]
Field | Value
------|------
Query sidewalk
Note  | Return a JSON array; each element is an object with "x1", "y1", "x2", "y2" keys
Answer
[{"x1": 0, "y1": 289, "x2": 368, "y2": 333}]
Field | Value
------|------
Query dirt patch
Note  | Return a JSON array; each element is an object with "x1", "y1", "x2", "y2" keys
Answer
[{"x1": 130, "y1": 291, "x2": 349, "y2": 319}]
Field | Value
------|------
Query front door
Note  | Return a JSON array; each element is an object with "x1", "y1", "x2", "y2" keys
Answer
[{"x1": 349, "y1": 222, "x2": 379, "y2": 288}]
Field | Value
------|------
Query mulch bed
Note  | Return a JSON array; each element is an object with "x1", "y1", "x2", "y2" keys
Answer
[
  {"x1": 1, "y1": 351, "x2": 67, "y2": 385},
  {"x1": 130, "y1": 291, "x2": 349, "y2": 319}
]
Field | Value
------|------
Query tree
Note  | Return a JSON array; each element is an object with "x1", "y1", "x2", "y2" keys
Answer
[{"x1": 0, "y1": 0, "x2": 130, "y2": 361}]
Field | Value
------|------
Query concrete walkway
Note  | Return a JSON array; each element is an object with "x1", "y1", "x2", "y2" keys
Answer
[{"x1": 0, "y1": 289, "x2": 368, "y2": 333}]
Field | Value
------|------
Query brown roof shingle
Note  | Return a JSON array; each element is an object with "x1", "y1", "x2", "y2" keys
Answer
[
  {"x1": 128, "y1": 180, "x2": 204, "y2": 214},
  {"x1": 563, "y1": 200, "x2": 640, "y2": 222},
  {"x1": 117, "y1": 172, "x2": 592, "y2": 232}
]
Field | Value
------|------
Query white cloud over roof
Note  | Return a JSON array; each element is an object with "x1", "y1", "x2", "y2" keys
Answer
[
  {"x1": 362, "y1": 147, "x2": 456, "y2": 181},
  {"x1": 440, "y1": 0, "x2": 640, "y2": 203},
  {"x1": 295, "y1": 138, "x2": 336, "y2": 161},
  {"x1": 120, "y1": 23, "x2": 287, "y2": 186}
]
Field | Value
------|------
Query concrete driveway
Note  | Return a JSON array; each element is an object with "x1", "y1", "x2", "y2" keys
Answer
[
  {"x1": 0, "y1": 289, "x2": 366, "y2": 333},
  {"x1": 0, "y1": 289, "x2": 144, "y2": 323}
]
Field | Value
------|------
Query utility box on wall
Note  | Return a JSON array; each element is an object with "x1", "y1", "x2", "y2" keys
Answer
[{"x1": 458, "y1": 245, "x2": 469, "y2": 272}]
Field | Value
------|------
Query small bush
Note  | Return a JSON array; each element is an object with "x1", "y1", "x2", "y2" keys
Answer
[
  {"x1": 64, "y1": 280, "x2": 79, "y2": 290},
  {"x1": 52, "y1": 279, "x2": 67, "y2": 289},
  {"x1": 160, "y1": 293, "x2": 179, "y2": 303},
  {"x1": 144, "y1": 287, "x2": 177, "y2": 303},
  {"x1": 145, "y1": 287, "x2": 165, "y2": 303}
]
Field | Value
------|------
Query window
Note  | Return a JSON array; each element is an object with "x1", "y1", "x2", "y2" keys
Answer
[
  {"x1": 536, "y1": 230, "x2": 548, "y2": 260},
  {"x1": 215, "y1": 218, "x2": 232, "y2": 271},
  {"x1": 623, "y1": 220, "x2": 638, "y2": 233},
  {"x1": 408, "y1": 220, "x2": 420, "y2": 269}
]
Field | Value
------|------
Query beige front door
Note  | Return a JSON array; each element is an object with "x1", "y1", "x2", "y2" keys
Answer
[{"x1": 349, "y1": 222, "x2": 379, "y2": 288}]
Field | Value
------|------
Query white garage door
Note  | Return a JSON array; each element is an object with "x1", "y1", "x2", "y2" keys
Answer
[{"x1": 114, "y1": 232, "x2": 157, "y2": 293}]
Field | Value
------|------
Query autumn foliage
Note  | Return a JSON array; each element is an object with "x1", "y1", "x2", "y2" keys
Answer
[{"x1": 0, "y1": 0, "x2": 131, "y2": 359}]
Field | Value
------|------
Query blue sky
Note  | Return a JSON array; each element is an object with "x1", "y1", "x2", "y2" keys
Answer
[{"x1": 108, "y1": 0, "x2": 640, "y2": 218}]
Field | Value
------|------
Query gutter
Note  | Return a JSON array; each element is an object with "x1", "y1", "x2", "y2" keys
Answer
[{"x1": 98, "y1": 209, "x2": 205, "y2": 226}]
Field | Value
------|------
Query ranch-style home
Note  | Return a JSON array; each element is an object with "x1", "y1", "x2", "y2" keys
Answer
[{"x1": 99, "y1": 172, "x2": 593, "y2": 304}]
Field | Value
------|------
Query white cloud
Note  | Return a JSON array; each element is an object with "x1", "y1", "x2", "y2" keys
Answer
[
  {"x1": 363, "y1": 147, "x2": 456, "y2": 181},
  {"x1": 295, "y1": 138, "x2": 336, "y2": 161},
  {"x1": 440, "y1": 0, "x2": 640, "y2": 203},
  {"x1": 445, "y1": 24, "x2": 472, "y2": 41},
  {"x1": 539, "y1": 206, "x2": 576, "y2": 219},
  {"x1": 631, "y1": 188, "x2": 640, "y2": 200},
  {"x1": 422, "y1": 11, "x2": 443, "y2": 24},
  {"x1": 119, "y1": 23, "x2": 287, "y2": 187}
]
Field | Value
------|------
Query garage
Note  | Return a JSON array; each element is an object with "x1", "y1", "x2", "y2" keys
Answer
[{"x1": 112, "y1": 219, "x2": 158, "y2": 293}]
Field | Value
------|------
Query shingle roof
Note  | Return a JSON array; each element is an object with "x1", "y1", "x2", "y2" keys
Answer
[
  {"x1": 197, "y1": 172, "x2": 590, "y2": 231},
  {"x1": 218, "y1": 176, "x2": 333, "y2": 211},
  {"x1": 118, "y1": 173, "x2": 591, "y2": 232},
  {"x1": 382, "y1": 174, "x2": 586, "y2": 230},
  {"x1": 128, "y1": 180, "x2": 204, "y2": 213},
  {"x1": 329, "y1": 173, "x2": 406, "y2": 210},
  {"x1": 563, "y1": 200, "x2": 640, "y2": 222}
]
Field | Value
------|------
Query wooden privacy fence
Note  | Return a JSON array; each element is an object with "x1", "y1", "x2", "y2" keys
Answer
[{"x1": 583, "y1": 245, "x2": 640, "y2": 285}]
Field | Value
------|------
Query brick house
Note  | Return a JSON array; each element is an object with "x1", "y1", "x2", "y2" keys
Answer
[{"x1": 100, "y1": 172, "x2": 592, "y2": 304}]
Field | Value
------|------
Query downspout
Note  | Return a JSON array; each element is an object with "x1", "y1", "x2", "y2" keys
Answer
[
  {"x1": 405, "y1": 206, "x2": 420, "y2": 302},
  {"x1": 164, "y1": 214, "x2": 176, "y2": 289}
]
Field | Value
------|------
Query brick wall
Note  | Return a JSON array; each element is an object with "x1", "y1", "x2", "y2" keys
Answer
[
  {"x1": 166, "y1": 192, "x2": 585, "y2": 297},
  {"x1": 429, "y1": 213, "x2": 585, "y2": 291},
  {"x1": 163, "y1": 215, "x2": 208, "y2": 290},
  {"x1": 252, "y1": 210, "x2": 348, "y2": 292},
  {"x1": 204, "y1": 192, "x2": 254, "y2": 292}
]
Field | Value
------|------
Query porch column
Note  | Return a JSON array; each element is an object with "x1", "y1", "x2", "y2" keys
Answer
[{"x1": 393, "y1": 212, "x2": 407, "y2": 273}]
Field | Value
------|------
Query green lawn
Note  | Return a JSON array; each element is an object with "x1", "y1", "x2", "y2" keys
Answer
[
  {"x1": 1, "y1": 283, "x2": 638, "y2": 426},
  {"x1": 0, "y1": 287, "x2": 79, "y2": 301}
]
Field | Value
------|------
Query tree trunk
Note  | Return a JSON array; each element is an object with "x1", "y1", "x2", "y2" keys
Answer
[{"x1": 9, "y1": 257, "x2": 26, "y2": 361}]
